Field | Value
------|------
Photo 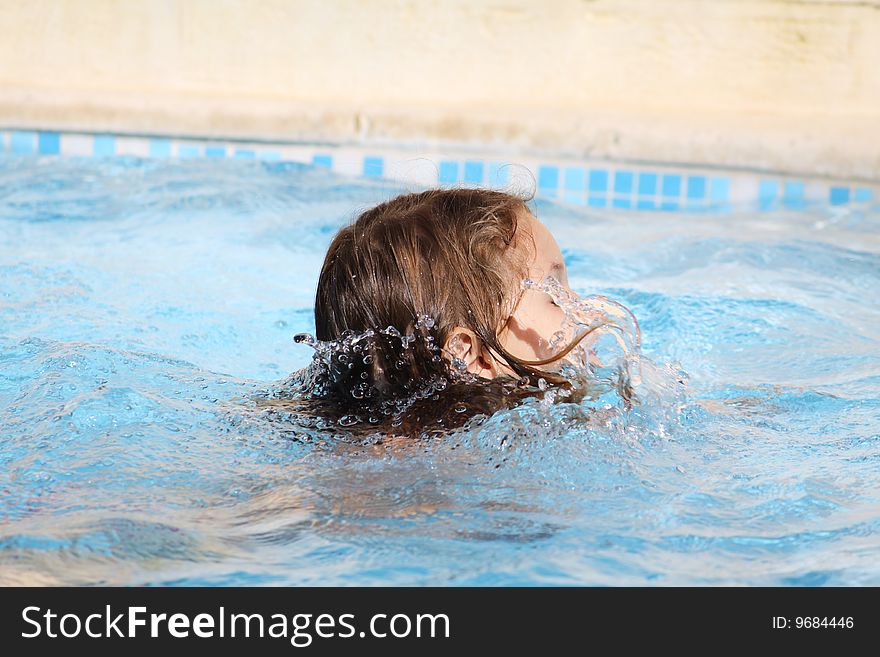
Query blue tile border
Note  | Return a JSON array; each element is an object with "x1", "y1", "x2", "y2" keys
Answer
[{"x1": 1, "y1": 128, "x2": 877, "y2": 212}]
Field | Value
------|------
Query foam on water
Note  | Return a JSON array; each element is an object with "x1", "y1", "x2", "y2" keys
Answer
[{"x1": 1, "y1": 155, "x2": 879, "y2": 585}]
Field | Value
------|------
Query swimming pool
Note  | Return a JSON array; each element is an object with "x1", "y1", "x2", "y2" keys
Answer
[{"x1": 1, "y1": 154, "x2": 878, "y2": 585}]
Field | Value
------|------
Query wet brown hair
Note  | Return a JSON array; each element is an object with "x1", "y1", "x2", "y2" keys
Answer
[
  {"x1": 319, "y1": 189, "x2": 579, "y2": 371},
  {"x1": 317, "y1": 188, "x2": 525, "y2": 341},
  {"x1": 277, "y1": 187, "x2": 595, "y2": 438}
]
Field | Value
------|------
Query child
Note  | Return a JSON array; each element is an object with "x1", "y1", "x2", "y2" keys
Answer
[{"x1": 283, "y1": 188, "x2": 633, "y2": 439}]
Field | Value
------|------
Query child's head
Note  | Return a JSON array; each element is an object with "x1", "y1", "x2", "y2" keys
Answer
[{"x1": 310, "y1": 188, "x2": 590, "y2": 415}]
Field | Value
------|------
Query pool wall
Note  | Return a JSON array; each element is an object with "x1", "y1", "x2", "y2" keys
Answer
[{"x1": 0, "y1": 0, "x2": 878, "y2": 183}]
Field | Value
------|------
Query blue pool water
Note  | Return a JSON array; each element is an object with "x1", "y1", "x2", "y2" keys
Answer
[{"x1": 1, "y1": 155, "x2": 878, "y2": 585}]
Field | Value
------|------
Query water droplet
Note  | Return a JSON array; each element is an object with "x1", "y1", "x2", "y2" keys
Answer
[
  {"x1": 338, "y1": 415, "x2": 359, "y2": 426},
  {"x1": 454, "y1": 404, "x2": 467, "y2": 413},
  {"x1": 294, "y1": 333, "x2": 315, "y2": 345},
  {"x1": 538, "y1": 378, "x2": 548, "y2": 391},
  {"x1": 363, "y1": 354, "x2": 374, "y2": 364}
]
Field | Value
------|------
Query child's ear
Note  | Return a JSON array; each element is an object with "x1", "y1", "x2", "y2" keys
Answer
[{"x1": 443, "y1": 327, "x2": 499, "y2": 379}]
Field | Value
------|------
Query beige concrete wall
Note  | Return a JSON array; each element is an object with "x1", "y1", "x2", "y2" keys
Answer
[{"x1": 0, "y1": 0, "x2": 878, "y2": 179}]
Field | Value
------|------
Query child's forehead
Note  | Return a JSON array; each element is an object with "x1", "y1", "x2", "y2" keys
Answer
[{"x1": 518, "y1": 211, "x2": 562, "y2": 266}]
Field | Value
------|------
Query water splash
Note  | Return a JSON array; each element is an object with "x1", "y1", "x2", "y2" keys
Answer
[
  {"x1": 259, "y1": 279, "x2": 687, "y2": 443},
  {"x1": 518, "y1": 276, "x2": 645, "y2": 401}
]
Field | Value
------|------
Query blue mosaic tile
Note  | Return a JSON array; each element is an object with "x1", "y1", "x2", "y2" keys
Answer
[
  {"x1": 11, "y1": 131, "x2": 35, "y2": 154},
  {"x1": 588, "y1": 196, "x2": 607, "y2": 208},
  {"x1": 149, "y1": 139, "x2": 172, "y2": 157},
  {"x1": 612, "y1": 198, "x2": 632, "y2": 209},
  {"x1": 687, "y1": 175, "x2": 706, "y2": 199},
  {"x1": 588, "y1": 169, "x2": 608, "y2": 193},
  {"x1": 854, "y1": 188, "x2": 873, "y2": 202},
  {"x1": 38, "y1": 131, "x2": 60, "y2": 155},
  {"x1": 488, "y1": 161, "x2": 509, "y2": 186},
  {"x1": 234, "y1": 149, "x2": 256, "y2": 159},
  {"x1": 661, "y1": 174, "x2": 681, "y2": 197},
  {"x1": 636, "y1": 199, "x2": 656, "y2": 210},
  {"x1": 439, "y1": 160, "x2": 458, "y2": 184},
  {"x1": 312, "y1": 154, "x2": 332, "y2": 168},
  {"x1": 563, "y1": 192, "x2": 586, "y2": 205},
  {"x1": 758, "y1": 180, "x2": 777, "y2": 210},
  {"x1": 564, "y1": 167, "x2": 585, "y2": 191},
  {"x1": 782, "y1": 181, "x2": 805, "y2": 209},
  {"x1": 463, "y1": 160, "x2": 484, "y2": 184},
  {"x1": 363, "y1": 156, "x2": 383, "y2": 177},
  {"x1": 829, "y1": 186, "x2": 850, "y2": 205},
  {"x1": 710, "y1": 177, "x2": 730, "y2": 203},
  {"x1": 638, "y1": 172, "x2": 657, "y2": 196},
  {"x1": 93, "y1": 135, "x2": 115, "y2": 156},
  {"x1": 538, "y1": 165, "x2": 559, "y2": 190},
  {"x1": 614, "y1": 171, "x2": 634, "y2": 194},
  {"x1": 205, "y1": 145, "x2": 226, "y2": 158},
  {"x1": 259, "y1": 151, "x2": 281, "y2": 161},
  {"x1": 178, "y1": 145, "x2": 201, "y2": 158}
]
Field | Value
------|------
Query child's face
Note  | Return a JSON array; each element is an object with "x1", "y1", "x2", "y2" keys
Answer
[{"x1": 494, "y1": 211, "x2": 579, "y2": 373}]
